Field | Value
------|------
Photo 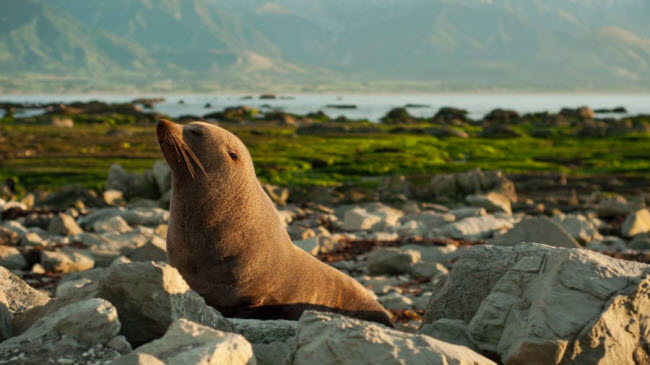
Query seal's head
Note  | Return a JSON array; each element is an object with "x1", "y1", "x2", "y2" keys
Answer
[{"x1": 156, "y1": 119, "x2": 255, "y2": 186}]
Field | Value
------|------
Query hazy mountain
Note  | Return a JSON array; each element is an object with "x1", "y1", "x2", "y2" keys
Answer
[
  {"x1": 0, "y1": 0, "x2": 150, "y2": 74},
  {"x1": 2, "y1": 0, "x2": 650, "y2": 91}
]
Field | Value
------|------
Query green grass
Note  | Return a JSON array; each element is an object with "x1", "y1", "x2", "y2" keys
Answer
[{"x1": 1, "y1": 122, "x2": 649, "y2": 191}]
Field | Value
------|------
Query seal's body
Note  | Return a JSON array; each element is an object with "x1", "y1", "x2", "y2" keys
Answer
[{"x1": 157, "y1": 120, "x2": 393, "y2": 326}]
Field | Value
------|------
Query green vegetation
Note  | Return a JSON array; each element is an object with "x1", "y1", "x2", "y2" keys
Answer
[{"x1": 1, "y1": 122, "x2": 649, "y2": 191}]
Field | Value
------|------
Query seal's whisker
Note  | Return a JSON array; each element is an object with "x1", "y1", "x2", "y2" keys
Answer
[{"x1": 182, "y1": 142, "x2": 208, "y2": 177}]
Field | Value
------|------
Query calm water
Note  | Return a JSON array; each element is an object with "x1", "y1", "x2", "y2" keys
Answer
[{"x1": 2, "y1": 93, "x2": 650, "y2": 122}]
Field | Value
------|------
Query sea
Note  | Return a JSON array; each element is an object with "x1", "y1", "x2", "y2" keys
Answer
[{"x1": 2, "y1": 93, "x2": 650, "y2": 122}]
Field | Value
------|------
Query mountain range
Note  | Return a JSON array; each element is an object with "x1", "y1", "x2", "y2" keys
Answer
[{"x1": 1, "y1": 0, "x2": 650, "y2": 92}]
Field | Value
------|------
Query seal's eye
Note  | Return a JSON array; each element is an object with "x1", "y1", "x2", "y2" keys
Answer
[
  {"x1": 189, "y1": 129, "x2": 203, "y2": 137},
  {"x1": 228, "y1": 151, "x2": 239, "y2": 161}
]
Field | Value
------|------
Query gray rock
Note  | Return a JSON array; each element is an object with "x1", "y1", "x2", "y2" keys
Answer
[
  {"x1": 596, "y1": 195, "x2": 644, "y2": 217},
  {"x1": 466, "y1": 192, "x2": 512, "y2": 215},
  {"x1": 12, "y1": 261, "x2": 233, "y2": 347},
  {"x1": 111, "y1": 353, "x2": 165, "y2": 365},
  {"x1": 107, "y1": 335, "x2": 133, "y2": 354},
  {"x1": 488, "y1": 216, "x2": 580, "y2": 248},
  {"x1": 293, "y1": 311, "x2": 495, "y2": 365},
  {"x1": 0, "y1": 266, "x2": 50, "y2": 314},
  {"x1": 2, "y1": 298, "x2": 120, "y2": 347},
  {"x1": 252, "y1": 342, "x2": 292, "y2": 365},
  {"x1": 440, "y1": 216, "x2": 513, "y2": 240},
  {"x1": 422, "y1": 243, "x2": 650, "y2": 364},
  {"x1": 231, "y1": 318, "x2": 297, "y2": 344},
  {"x1": 0, "y1": 245, "x2": 27, "y2": 270},
  {"x1": 131, "y1": 318, "x2": 255, "y2": 365},
  {"x1": 21, "y1": 231, "x2": 46, "y2": 247},
  {"x1": 419, "y1": 319, "x2": 479, "y2": 353},
  {"x1": 47, "y1": 213, "x2": 82, "y2": 236},
  {"x1": 449, "y1": 207, "x2": 486, "y2": 219},
  {"x1": 410, "y1": 262, "x2": 449, "y2": 279},
  {"x1": 621, "y1": 209, "x2": 650, "y2": 237},
  {"x1": 343, "y1": 207, "x2": 382, "y2": 231},
  {"x1": 0, "y1": 303, "x2": 10, "y2": 341},
  {"x1": 629, "y1": 233, "x2": 650, "y2": 250},
  {"x1": 294, "y1": 237, "x2": 320, "y2": 256},
  {"x1": 366, "y1": 247, "x2": 421, "y2": 275},
  {"x1": 128, "y1": 236, "x2": 167, "y2": 262},
  {"x1": 378, "y1": 291, "x2": 414, "y2": 310},
  {"x1": 0, "y1": 226, "x2": 21, "y2": 246},
  {"x1": 152, "y1": 161, "x2": 171, "y2": 194},
  {"x1": 552, "y1": 214, "x2": 602, "y2": 244},
  {"x1": 41, "y1": 249, "x2": 95, "y2": 273},
  {"x1": 401, "y1": 244, "x2": 459, "y2": 266},
  {"x1": 105, "y1": 164, "x2": 159, "y2": 200},
  {"x1": 93, "y1": 215, "x2": 132, "y2": 234}
]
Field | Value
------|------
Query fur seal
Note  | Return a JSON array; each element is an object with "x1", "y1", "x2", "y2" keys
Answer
[{"x1": 156, "y1": 119, "x2": 393, "y2": 327}]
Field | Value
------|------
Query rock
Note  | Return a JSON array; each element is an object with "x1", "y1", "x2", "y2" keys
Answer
[
  {"x1": 378, "y1": 292, "x2": 414, "y2": 310},
  {"x1": 366, "y1": 247, "x2": 421, "y2": 275},
  {"x1": 231, "y1": 318, "x2": 297, "y2": 344},
  {"x1": 421, "y1": 243, "x2": 650, "y2": 364},
  {"x1": 294, "y1": 237, "x2": 320, "y2": 256},
  {"x1": 47, "y1": 213, "x2": 82, "y2": 236},
  {"x1": 252, "y1": 342, "x2": 292, "y2": 365},
  {"x1": 94, "y1": 215, "x2": 132, "y2": 234},
  {"x1": 105, "y1": 164, "x2": 159, "y2": 200},
  {"x1": 104, "y1": 189, "x2": 125, "y2": 206},
  {"x1": 131, "y1": 318, "x2": 255, "y2": 365},
  {"x1": 39, "y1": 183, "x2": 102, "y2": 209},
  {"x1": 0, "y1": 266, "x2": 50, "y2": 314},
  {"x1": 108, "y1": 335, "x2": 133, "y2": 355},
  {"x1": 596, "y1": 195, "x2": 644, "y2": 217},
  {"x1": 377, "y1": 175, "x2": 411, "y2": 202},
  {"x1": 488, "y1": 216, "x2": 580, "y2": 248},
  {"x1": 449, "y1": 207, "x2": 486, "y2": 219},
  {"x1": 401, "y1": 244, "x2": 459, "y2": 266},
  {"x1": 111, "y1": 353, "x2": 165, "y2": 365},
  {"x1": 293, "y1": 311, "x2": 495, "y2": 365},
  {"x1": 1, "y1": 298, "x2": 120, "y2": 347},
  {"x1": 629, "y1": 234, "x2": 650, "y2": 250},
  {"x1": 621, "y1": 209, "x2": 650, "y2": 237},
  {"x1": 128, "y1": 236, "x2": 167, "y2": 262},
  {"x1": 410, "y1": 262, "x2": 449, "y2": 279},
  {"x1": 466, "y1": 193, "x2": 511, "y2": 215},
  {"x1": 0, "y1": 245, "x2": 27, "y2": 269},
  {"x1": 0, "y1": 226, "x2": 20, "y2": 246},
  {"x1": 151, "y1": 161, "x2": 171, "y2": 194},
  {"x1": 0, "y1": 303, "x2": 10, "y2": 341},
  {"x1": 21, "y1": 231, "x2": 46, "y2": 247},
  {"x1": 426, "y1": 169, "x2": 516, "y2": 203},
  {"x1": 40, "y1": 249, "x2": 95, "y2": 273},
  {"x1": 12, "y1": 261, "x2": 233, "y2": 346},
  {"x1": 343, "y1": 207, "x2": 381, "y2": 231},
  {"x1": 440, "y1": 216, "x2": 513, "y2": 240},
  {"x1": 552, "y1": 214, "x2": 602, "y2": 244},
  {"x1": 419, "y1": 319, "x2": 479, "y2": 353}
]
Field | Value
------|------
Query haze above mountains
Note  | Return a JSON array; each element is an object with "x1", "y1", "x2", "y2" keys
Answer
[{"x1": 2, "y1": 0, "x2": 650, "y2": 92}]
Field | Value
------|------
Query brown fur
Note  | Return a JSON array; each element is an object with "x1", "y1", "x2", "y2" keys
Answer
[{"x1": 157, "y1": 119, "x2": 393, "y2": 327}]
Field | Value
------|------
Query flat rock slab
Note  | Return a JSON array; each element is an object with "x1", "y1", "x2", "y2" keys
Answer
[{"x1": 293, "y1": 311, "x2": 495, "y2": 365}]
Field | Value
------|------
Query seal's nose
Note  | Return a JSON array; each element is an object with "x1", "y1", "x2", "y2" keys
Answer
[{"x1": 157, "y1": 119, "x2": 175, "y2": 142}]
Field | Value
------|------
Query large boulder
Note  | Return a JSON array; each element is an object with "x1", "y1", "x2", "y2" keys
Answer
[
  {"x1": 292, "y1": 311, "x2": 495, "y2": 365},
  {"x1": 12, "y1": 261, "x2": 233, "y2": 346},
  {"x1": 422, "y1": 243, "x2": 650, "y2": 364},
  {"x1": 127, "y1": 318, "x2": 255, "y2": 365},
  {"x1": 488, "y1": 217, "x2": 580, "y2": 248}
]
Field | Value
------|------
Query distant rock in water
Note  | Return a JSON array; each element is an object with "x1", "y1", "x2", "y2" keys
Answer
[
  {"x1": 50, "y1": 116, "x2": 74, "y2": 127},
  {"x1": 432, "y1": 107, "x2": 470, "y2": 125},
  {"x1": 482, "y1": 109, "x2": 520, "y2": 124},
  {"x1": 559, "y1": 106, "x2": 594, "y2": 119},
  {"x1": 325, "y1": 104, "x2": 357, "y2": 109},
  {"x1": 594, "y1": 106, "x2": 627, "y2": 114}
]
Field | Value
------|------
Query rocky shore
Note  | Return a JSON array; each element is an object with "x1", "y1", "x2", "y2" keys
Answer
[{"x1": 0, "y1": 163, "x2": 648, "y2": 364}]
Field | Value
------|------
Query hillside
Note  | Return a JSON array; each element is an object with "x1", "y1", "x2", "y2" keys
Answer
[{"x1": 2, "y1": 0, "x2": 650, "y2": 91}]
